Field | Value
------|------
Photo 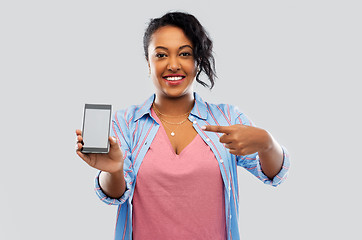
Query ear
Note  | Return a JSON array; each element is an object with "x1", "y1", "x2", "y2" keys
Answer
[
  {"x1": 196, "y1": 63, "x2": 200, "y2": 73},
  {"x1": 195, "y1": 60, "x2": 201, "y2": 72},
  {"x1": 147, "y1": 61, "x2": 151, "y2": 75}
]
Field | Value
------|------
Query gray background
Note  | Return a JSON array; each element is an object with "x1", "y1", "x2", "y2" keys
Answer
[{"x1": 1, "y1": 0, "x2": 361, "y2": 239}]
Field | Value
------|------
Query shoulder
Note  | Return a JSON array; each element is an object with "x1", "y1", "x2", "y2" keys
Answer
[
  {"x1": 112, "y1": 98, "x2": 151, "y2": 127},
  {"x1": 194, "y1": 92, "x2": 248, "y2": 125},
  {"x1": 113, "y1": 105, "x2": 136, "y2": 122},
  {"x1": 204, "y1": 101, "x2": 245, "y2": 122}
]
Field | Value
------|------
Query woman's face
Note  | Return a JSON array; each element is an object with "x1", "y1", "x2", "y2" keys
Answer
[{"x1": 147, "y1": 25, "x2": 197, "y2": 99}]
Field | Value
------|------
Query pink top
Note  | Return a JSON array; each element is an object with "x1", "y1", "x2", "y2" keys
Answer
[{"x1": 132, "y1": 108, "x2": 226, "y2": 240}]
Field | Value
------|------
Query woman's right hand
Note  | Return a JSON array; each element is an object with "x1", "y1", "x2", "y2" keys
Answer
[{"x1": 75, "y1": 129, "x2": 124, "y2": 174}]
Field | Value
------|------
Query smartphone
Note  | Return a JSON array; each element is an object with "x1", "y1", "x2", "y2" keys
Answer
[{"x1": 81, "y1": 104, "x2": 112, "y2": 153}]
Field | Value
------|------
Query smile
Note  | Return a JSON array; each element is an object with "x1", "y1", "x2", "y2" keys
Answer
[
  {"x1": 163, "y1": 75, "x2": 185, "y2": 81},
  {"x1": 162, "y1": 75, "x2": 186, "y2": 85},
  {"x1": 164, "y1": 76, "x2": 184, "y2": 81}
]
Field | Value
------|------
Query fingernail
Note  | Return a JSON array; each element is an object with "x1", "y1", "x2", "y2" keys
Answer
[
  {"x1": 112, "y1": 137, "x2": 117, "y2": 142},
  {"x1": 201, "y1": 125, "x2": 206, "y2": 130},
  {"x1": 75, "y1": 144, "x2": 78, "y2": 150}
]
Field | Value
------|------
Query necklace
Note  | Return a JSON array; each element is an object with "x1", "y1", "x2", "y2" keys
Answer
[
  {"x1": 159, "y1": 118, "x2": 184, "y2": 136},
  {"x1": 153, "y1": 103, "x2": 191, "y2": 118},
  {"x1": 158, "y1": 117, "x2": 189, "y2": 125},
  {"x1": 152, "y1": 103, "x2": 191, "y2": 136}
]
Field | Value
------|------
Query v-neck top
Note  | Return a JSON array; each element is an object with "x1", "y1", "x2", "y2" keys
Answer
[{"x1": 132, "y1": 108, "x2": 226, "y2": 240}]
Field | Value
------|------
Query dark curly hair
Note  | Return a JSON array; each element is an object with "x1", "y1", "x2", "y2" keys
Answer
[{"x1": 143, "y1": 11, "x2": 216, "y2": 89}]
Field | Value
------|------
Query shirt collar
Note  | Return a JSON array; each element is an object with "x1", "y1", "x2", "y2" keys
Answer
[
  {"x1": 190, "y1": 92, "x2": 208, "y2": 120},
  {"x1": 133, "y1": 92, "x2": 208, "y2": 122}
]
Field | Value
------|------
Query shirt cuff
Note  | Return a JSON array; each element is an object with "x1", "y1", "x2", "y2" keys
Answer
[
  {"x1": 94, "y1": 171, "x2": 131, "y2": 205},
  {"x1": 257, "y1": 146, "x2": 290, "y2": 187}
]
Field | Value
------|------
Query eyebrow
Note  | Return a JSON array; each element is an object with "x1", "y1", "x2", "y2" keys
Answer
[{"x1": 154, "y1": 45, "x2": 193, "y2": 51}]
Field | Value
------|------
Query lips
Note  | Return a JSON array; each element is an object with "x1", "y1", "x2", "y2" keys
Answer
[
  {"x1": 162, "y1": 74, "x2": 186, "y2": 85},
  {"x1": 163, "y1": 74, "x2": 185, "y2": 81}
]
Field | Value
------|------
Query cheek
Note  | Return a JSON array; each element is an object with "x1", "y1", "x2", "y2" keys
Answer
[
  {"x1": 149, "y1": 63, "x2": 164, "y2": 84},
  {"x1": 150, "y1": 61, "x2": 164, "y2": 75},
  {"x1": 187, "y1": 60, "x2": 197, "y2": 73},
  {"x1": 188, "y1": 63, "x2": 197, "y2": 76}
]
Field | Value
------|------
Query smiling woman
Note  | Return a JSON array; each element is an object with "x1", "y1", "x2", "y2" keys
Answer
[
  {"x1": 148, "y1": 26, "x2": 197, "y2": 100},
  {"x1": 75, "y1": 11, "x2": 290, "y2": 240}
]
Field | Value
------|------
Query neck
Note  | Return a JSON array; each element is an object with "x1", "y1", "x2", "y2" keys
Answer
[{"x1": 153, "y1": 92, "x2": 194, "y2": 116}]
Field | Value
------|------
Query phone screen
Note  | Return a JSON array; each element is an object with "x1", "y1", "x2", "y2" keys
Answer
[{"x1": 81, "y1": 104, "x2": 112, "y2": 153}]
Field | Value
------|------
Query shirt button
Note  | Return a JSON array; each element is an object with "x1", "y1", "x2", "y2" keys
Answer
[
  {"x1": 229, "y1": 215, "x2": 232, "y2": 219},
  {"x1": 190, "y1": 116, "x2": 194, "y2": 120},
  {"x1": 220, "y1": 159, "x2": 224, "y2": 163},
  {"x1": 193, "y1": 121, "x2": 197, "y2": 124},
  {"x1": 206, "y1": 138, "x2": 210, "y2": 142}
]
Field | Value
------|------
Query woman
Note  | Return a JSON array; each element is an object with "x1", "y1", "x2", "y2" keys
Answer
[{"x1": 76, "y1": 11, "x2": 290, "y2": 240}]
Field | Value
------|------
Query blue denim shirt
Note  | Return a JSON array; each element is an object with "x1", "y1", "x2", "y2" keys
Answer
[{"x1": 95, "y1": 92, "x2": 290, "y2": 240}]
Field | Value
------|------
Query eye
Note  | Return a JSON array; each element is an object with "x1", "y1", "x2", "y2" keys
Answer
[
  {"x1": 180, "y1": 52, "x2": 192, "y2": 57},
  {"x1": 155, "y1": 53, "x2": 167, "y2": 58}
]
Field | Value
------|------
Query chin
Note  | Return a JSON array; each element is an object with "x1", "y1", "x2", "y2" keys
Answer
[
  {"x1": 164, "y1": 88, "x2": 193, "y2": 99},
  {"x1": 153, "y1": 79, "x2": 194, "y2": 98}
]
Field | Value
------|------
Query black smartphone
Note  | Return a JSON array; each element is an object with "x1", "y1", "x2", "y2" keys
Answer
[{"x1": 81, "y1": 104, "x2": 112, "y2": 153}]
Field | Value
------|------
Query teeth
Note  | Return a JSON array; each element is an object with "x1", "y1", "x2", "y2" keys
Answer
[{"x1": 165, "y1": 76, "x2": 183, "y2": 81}]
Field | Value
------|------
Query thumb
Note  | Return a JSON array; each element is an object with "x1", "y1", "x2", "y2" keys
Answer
[{"x1": 109, "y1": 136, "x2": 120, "y2": 148}]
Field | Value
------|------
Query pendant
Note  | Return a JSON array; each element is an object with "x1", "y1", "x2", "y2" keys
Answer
[{"x1": 171, "y1": 132, "x2": 175, "y2": 136}]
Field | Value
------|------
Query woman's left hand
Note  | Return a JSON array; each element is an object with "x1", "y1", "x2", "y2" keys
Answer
[{"x1": 202, "y1": 124, "x2": 273, "y2": 156}]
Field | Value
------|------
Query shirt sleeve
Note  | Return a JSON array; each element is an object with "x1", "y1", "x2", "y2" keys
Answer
[
  {"x1": 94, "y1": 110, "x2": 134, "y2": 205},
  {"x1": 234, "y1": 109, "x2": 291, "y2": 187}
]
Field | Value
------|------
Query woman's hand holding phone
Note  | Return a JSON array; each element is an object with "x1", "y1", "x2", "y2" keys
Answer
[{"x1": 75, "y1": 129, "x2": 124, "y2": 174}]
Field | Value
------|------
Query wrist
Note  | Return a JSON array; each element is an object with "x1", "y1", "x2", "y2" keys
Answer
[{"x1": 106, "y1": 165, "x2": 124, "y2": 176}]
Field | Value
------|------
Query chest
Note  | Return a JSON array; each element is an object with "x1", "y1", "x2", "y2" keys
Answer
[
  {"x1": 129, "y1": 110, "x2": 235, "y2": 188},
  {"x1": 151, "y1": 108, "x2": 198, "y2": 155},
  {"x1": 163, "y1": 120, "x2": 198, "y2": 155}
]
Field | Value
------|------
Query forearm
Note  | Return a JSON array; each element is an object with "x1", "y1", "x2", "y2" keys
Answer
[
  {"x1": 99, "y1": 170, "x2": 127, "y2": 199},
  {"x1": 258, "y1": 135, "x2": 284, "y2": 180}
]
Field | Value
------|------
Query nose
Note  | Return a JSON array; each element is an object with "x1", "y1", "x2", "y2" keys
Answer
[{"x1": 167, "y1": 56, "x2": 180, "y2": 72}]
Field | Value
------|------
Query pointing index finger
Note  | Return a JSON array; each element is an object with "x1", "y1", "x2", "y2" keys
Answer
[{"x1": 202, "y1": 125, "x2": 232, "y2": 134}]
